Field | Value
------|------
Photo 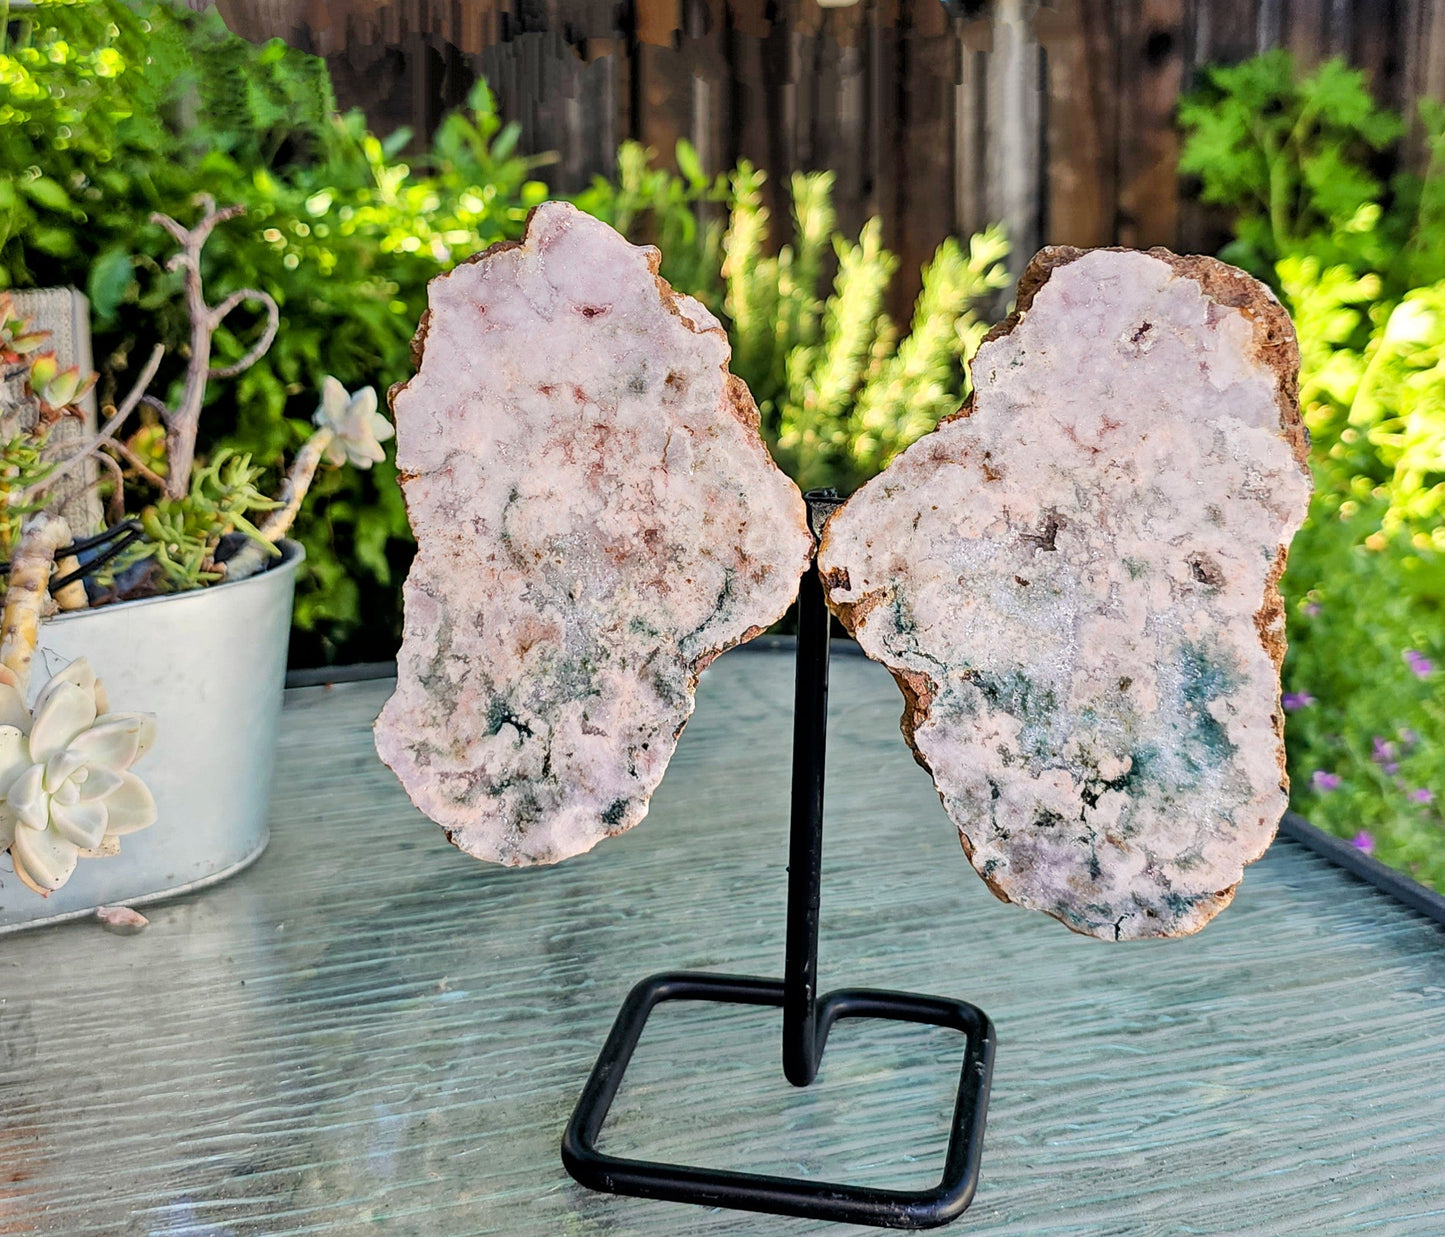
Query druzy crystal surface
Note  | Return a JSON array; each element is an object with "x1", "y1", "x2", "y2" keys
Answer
[
  {"x1": 376, "y1": 203, "x2": 811, "y2": 865},
  {"x1": 819, "y1": 247, "x2": 1312, "y2": 939}
]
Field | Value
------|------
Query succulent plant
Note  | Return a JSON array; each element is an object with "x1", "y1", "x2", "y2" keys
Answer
[
  {"x1": 0, "y1": 295, "x2": 51, "y2": 363},
  {"x1": 0, "y1": 210, "x2": 388, "y2": 901},
  {"x1": 0, "y1": 658, "x2": 157, "y2": 895},
  {"x1": 25, "y1": 352, "x2": 96, "y2": 412},
  {"x1": 314, "y1": 376, "x2": 393, "y2": 469},
  {"x1": 221, "y1": 376, "x2": 388, "y2": 585}
]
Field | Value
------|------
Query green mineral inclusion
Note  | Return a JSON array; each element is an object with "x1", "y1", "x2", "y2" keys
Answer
[{"x1": 929, "y1": 631, "x2": 1242, "y2": 936}]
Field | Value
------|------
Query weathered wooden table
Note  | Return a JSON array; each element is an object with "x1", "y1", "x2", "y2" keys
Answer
[{"x1": 3, "y1": 649, "x2": 1443, "y2": 1235}]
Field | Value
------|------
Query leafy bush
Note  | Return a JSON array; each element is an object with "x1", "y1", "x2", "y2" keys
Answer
[
  {"x1": 1181, "y1": 51, "x2": 1445, "y2": 887},
  {"x1": 585, "y1": 148, "x2": 1010, "y2": 492},
  {"x1": 1, "y1": 1, "x2": 546, "y2": 661},
  {"x1": 577, "y1": 139, "x2": 730, "y2": 313}
]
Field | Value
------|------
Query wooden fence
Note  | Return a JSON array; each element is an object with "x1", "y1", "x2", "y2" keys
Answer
[{"x1": 213, "y1": 0, "x2": 1445, "y2": 307}]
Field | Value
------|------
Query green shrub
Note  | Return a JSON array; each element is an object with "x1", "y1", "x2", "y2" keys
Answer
[
  {"x1": 0, "y1": 0, "x2": 546, "y2": 661},
  {"x1": 585, "y1": 148, "x2": 1010, "y2": 492},
  {"x1": 575, "y1": 139, "x2": 730, "y2": 313},
  {"x1": 1181, "y1": 52, "x2": 1445, "y2": 886}
]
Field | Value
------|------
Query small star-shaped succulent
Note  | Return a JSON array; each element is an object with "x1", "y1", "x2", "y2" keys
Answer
[
  {"x1": 0, "y1": 659, "x2": 158, "y2": 895},
  {"x1": 314, "y1": 375, "x2": 393, "y2": 469}
]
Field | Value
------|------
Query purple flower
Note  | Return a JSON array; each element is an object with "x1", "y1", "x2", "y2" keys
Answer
[
  {"x1": 1409, "y1": 788, "x2": 1436, "y2": 805},
  {"x1": 1400, "y1": 728, "x2": 1420, "y2": 748},
  {"x1": 1304, "y1": 602, "x2": 1322, "y2": 617},
  {"x1": 1282, "y1": 692, "x2": 1316, "y2": 712},
  {"x1": 1312, "y1": 770, "x2": 1342, "y2": 793},
  {"x1": 1404, "y1": 649, "x2": 1435, "y2": 678},
  {"x1": 1371, "y1": 737, "x2": 1399, "y2": 774},
  {"x1": 1352, "y1": 831, "x2": 1375, "y2": 855}
]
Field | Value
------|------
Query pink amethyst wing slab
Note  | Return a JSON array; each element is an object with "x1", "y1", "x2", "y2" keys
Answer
[
  {"x1": 375, "y1": 202, "x2": 811, "y2": 866},
  {"x1": 817, "y1": 247, "x2": 1312, "y2": 940}
]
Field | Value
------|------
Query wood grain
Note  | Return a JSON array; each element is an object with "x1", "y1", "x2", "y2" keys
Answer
[{"x1": 209, "y1": 0, "x2": 1445, "y2": 300}]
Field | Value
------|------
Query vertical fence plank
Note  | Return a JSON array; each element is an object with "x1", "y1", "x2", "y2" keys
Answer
[
  {"x1": 807, "y1": 6, "x2": 873, "y2": 242},
  {"x1": 985, "y1": 0, "x2": 1044, "y2": 276},
  {"x1": 892, "y1": 0, "x2": 960, "y2": 311},
  {"x1": 1187, "y1": 0, "x2": 1262, "y2": 64},
  {"x1": 634, "y1": 0, "x2": 691, "y2": 172},
  {"x1": 952, "y1": 17, "x2": 992, "y2": 242},
  {"x1": 866, "y1": 0, "x2": 905, "y2": 277},
  {"x1": 1035, "y1": 0, "x2": 1114, "y2": 248},
  {"x1": 1350, "y1": 0, "x2": 1396, "y2": 103},
  {"x1": 217, "y1": 0, "x2": 1437, "y2": 270},
  {"x1": 724, "y1": 0, "x2": 793, "y2": 226},
  {"x1": 1401, "y1": 0, "x2": 1445, "y2": 171},
  {"x1": 1116, "y1": 0, "x2": 1186, "y2": 247},
  {"x1": 686, "y1": 0, "x2": 732, "y2": 184},
  {"x1": 1284, "y1": 0, "x2": 1326, "y2": 67}
]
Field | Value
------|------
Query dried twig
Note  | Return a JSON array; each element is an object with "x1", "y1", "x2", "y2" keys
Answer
[
  {"x1": 148, "y1": 196, "x2": 280, "y2": 500},
  {"x1": 207, "y1": 289, "x2": 279, "y2": 379},
  {"x1": 20, "y1": 343, "x2": 165, "y2": 504},
  {"x1": 108, "y1": 438, "x2": 168, "y2": 491},
  {"x1": 94, "y1": 450, "x2": 126, "y2": 525}
]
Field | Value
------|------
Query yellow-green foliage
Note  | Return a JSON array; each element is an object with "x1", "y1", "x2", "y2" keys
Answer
[
  {"x1": 720, "y1": 166, "x2": 1009, "y2": 491},
  {"x1": 584, "y1": 146, "x2": 1010, "y2": 493},
  {"x1": 0, "y1": 0, "x2": 546, "y2": 662},
  {"x1": 135, "y1": 449, "x2": 278, "y2": 590},
  {"x1": 1182, "y1": 52, "x2": 1445, "y2": 887},
  {"x1": 0, "y1": 431, "x2": 51, "y2": 555}
]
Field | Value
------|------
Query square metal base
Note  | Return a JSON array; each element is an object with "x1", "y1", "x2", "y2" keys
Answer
[{"x1": 562, "y1": 971, "x2": 996, "y2": 1229}]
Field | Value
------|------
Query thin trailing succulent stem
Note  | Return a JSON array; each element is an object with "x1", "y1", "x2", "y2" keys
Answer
[
  {"x1": 258, "y1": 427, "x2": 333, "y2": 542},
  {"x1": 108, "y1": 343, "x2": 166, "y2": 424},
  {"x1": 149, "y1": 196, "x2": 281, "y2": 500},
  {"x1": 52, "y1": 551, "x2": 87, "y2": 610},
  {"x1": 0, "y1": 514, "x2": 70, "y2": 692}
]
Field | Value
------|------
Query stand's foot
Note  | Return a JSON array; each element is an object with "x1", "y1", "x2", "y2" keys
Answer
[{"x1": 562, "y1": 971, "x2": 995, "y2": 1229}]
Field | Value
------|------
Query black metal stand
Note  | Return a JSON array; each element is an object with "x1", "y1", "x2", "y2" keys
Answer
[{"x1": 562, "y1": 494, "x2": 996, "y2": 1229}]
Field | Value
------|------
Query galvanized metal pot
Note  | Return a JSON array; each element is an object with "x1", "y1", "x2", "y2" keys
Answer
[{"x1": 0, "y1": 542, "x2": 303, "y2": 932}]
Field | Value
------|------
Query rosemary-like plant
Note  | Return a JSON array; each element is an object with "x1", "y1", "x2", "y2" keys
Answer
[{"x1": 720, "y1": 166, "x2": 1010, "y2": 491}]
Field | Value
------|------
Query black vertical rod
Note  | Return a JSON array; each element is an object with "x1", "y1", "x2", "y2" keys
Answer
[{"x1": 783, "y1": 494, "x2": 840, "y2": 1087}]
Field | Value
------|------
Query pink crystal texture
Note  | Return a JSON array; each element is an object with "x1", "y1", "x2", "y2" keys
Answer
[
  {"x1": 819, "y1": 248, "x2": 1312, "y2": 939},
  {"x1": 375, "y1": 203, "x2": 810, "y2": 865}
]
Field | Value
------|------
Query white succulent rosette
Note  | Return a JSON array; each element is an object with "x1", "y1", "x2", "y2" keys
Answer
[
  {"x1": 314, "y1": 375, "x2": 393, "y2": 469},
  {"x1": 0, "y1": 659, "x2": 158, "y2": 895}
]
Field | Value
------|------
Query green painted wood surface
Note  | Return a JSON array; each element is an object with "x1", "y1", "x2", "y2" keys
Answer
[{"x1": 2, "y1": 649, "x2": 1443, "y2": 1235}]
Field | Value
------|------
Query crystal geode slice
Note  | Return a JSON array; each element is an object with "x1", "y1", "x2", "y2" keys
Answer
[
  {"x1": 375, "y1": 202, "x2": 811, "y2": 865},
  {"x1": 818, "y1": 247, "x2": 1312, "y2": 940}
]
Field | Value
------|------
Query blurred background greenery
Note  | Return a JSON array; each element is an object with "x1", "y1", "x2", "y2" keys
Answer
[
  {"x1": 0, "y1": 2, "x2": 1440, "y2": 886},
  {"x1": 1177, "y1": 52, "x2": 1445, "y2": 890}
]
